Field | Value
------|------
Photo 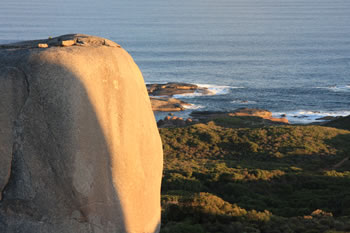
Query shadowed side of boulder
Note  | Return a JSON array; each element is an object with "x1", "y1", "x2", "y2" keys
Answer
[{"x1": 0, "y1": 66, "x2": 29, "y2": 201}]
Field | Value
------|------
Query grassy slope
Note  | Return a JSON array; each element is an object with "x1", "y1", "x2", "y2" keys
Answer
[{"x1": 159, "y1": 119, "x2": 350, "y2": 233}]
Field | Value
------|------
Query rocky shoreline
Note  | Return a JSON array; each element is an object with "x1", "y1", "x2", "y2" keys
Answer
[
  {"x1": 148, "y1": 82, "x2": 290, "y2": 127},
  {"x1": 157, "y1": 108, "x2": 289, "y2": 128},
  {"x1": 190, "y1": 108, "x2": 289, "y2": 124},
  {"x1": 150, "y1": 97, "x2": 190, "y2": 112},
  {"x1": 148, "y1": 82, "x2": 348, "y2": 128},
  {"x1": 148, "y1": 83, "x2": 197, "y2": 112}
]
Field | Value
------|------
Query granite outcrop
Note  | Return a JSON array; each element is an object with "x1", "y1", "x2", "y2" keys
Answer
[{"x1": 0, "y1": 34, "x2": 163, "y2": 233}]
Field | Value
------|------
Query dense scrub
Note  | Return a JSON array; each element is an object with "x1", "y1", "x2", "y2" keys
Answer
[{"x1": 159, "y1": 119, "x2": 350, "y2": 233}]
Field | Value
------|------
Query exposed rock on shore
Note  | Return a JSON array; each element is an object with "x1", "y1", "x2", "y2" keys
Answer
[
  {"x1": 190, "y1": 108, "x2": 289, "y2": 124},
  {"x1": 147, "y1": 82, "x2": 212, "y2": 97},
  {"x1": 156, "y1": 108, "x2": 289, "y2": 128},
  {"x1": 316, "y1": 116, "x2": 341, "y2": 121},
  {"x1": 0, "y1": 34, "x2": 162, "y2": 233},
  {"x1": 150, "y1": 97, "x2": 190, "y2": 111}
]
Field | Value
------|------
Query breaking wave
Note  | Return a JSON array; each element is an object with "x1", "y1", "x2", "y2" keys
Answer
[
  {"x1": 173, "y1": 84, "x2": 243, "y2": 98},
  {"x1": 272, "y1": 110, "x2": 350, "y2": 124}
]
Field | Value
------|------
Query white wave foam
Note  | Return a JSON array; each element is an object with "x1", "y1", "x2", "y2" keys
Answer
[
  {"x1": 173, "y1": 84, "x2": 243, "y2": 98},
  {"x1": 145, "y1": 81, "x2": 167, "y2": 85},
  {"x1": 173, "y1": 92, "x2": 206, "y2": 98},
  {"x1": 183, "y1": 104, "x2": 205, "y2": 110},
  {"x1": 231, "y1": 100, "x2": 257, "y2": 104},
  {"x1": 197, "y1": 84, "x2": 244, "y2": 95},
  {"x1": 272, "y1": 110, "x2": 350, "y2": 124},
  {"x1": 315, "y1": 85, "x2": 350, "y2": 92}
]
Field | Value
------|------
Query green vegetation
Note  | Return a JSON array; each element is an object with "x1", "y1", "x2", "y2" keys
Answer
[{"x1": 159, "y1": 119, "x2": 350, "y2": 233}]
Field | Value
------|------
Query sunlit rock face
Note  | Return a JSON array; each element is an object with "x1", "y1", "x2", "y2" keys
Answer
[{"x1": 0, "y1": 34, "x2": 163, "y2": 233}]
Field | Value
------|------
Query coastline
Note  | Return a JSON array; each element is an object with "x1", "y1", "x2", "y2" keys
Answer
[{"x1": 149, "y1": 82, "x2": 350, "y2": 125}]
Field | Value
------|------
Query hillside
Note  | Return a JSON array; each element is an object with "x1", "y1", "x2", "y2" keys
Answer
[{"x1": 159, "y1": 120, "x2": 350, "y2": 233}]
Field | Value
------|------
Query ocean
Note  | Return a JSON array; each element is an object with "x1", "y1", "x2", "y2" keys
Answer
[{"x1": 1, "y1": 0, "x2": 349, "y2": 123}]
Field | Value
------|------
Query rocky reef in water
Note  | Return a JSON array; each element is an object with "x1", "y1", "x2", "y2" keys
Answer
[
  {"x1": 148, "y1": 82, "x2": 209, "y2": 112},
  {"x1": 147, "y1": 82, "x2": 211, "y2": 97},
  {"x1": 150, "y1": 97, "x2": 190, "y2": 112}
]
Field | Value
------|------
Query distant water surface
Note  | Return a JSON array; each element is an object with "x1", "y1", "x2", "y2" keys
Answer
[{"x1": 1, "y1": 0, "x2": 349, "y2": 123}]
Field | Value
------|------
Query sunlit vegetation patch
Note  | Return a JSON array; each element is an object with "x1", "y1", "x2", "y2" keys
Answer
[
  {"x1": 160, "y1": 122, "x2": 350, "y2": 232},
  {"x1": 163, "y1": 192, "x2": 272, "y2": 222},
  {"x1": 324, "y1": 170, "x2": 350, "y2": 178},
  {"x1": 160, "y1": 122, "x2": 350, "y2": 160}
]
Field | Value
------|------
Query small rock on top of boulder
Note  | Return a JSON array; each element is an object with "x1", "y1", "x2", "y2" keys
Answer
[{"x1": 0, "y1": 33, "x2": 120, "y2": 49}]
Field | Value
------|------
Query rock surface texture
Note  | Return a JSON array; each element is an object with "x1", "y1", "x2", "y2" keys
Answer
[{"x1": 0, "y1": 34, "x2": 163, "y2": 233}]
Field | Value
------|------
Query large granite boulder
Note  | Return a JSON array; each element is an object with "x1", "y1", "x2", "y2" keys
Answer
[{"x1": 0, "y1": 34, "x2": 163, "y2": 233}]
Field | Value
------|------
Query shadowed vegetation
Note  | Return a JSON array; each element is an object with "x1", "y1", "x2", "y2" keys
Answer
[
  {"x1": 159, "y1": 119, "x2": 350, "y2": 233},
  {"x1": 325, "y1": 116, "x2": 350, "y2": 131}
]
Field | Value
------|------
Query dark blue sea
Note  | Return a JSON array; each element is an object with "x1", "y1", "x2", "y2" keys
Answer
[{"x1": 1, "y1": 0, "x2": 349, "y2": 123}]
